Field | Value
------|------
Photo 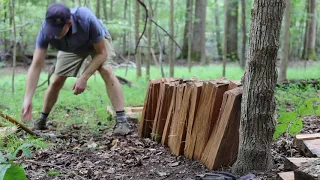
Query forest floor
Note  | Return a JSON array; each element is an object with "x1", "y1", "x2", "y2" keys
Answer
[{"x1": 12, "y1": 115, "x2": 318, "y2": 180}]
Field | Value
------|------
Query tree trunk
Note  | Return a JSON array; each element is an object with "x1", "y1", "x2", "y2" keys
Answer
[
  {"x1": 214, "y1": 0, "x2": 223, "y2": 60},
  {"x1": 123, "y1": 0, "x2": 127, "y2": 54},
  {"x1": 222, "y1": 0, "x2": 228, "y2": 77},
  {"x1": 10, "y1": 0, "x2": 16, "y2": 93},
  {"x1": 50, "y1": 0, "x2": 56, "y2": 5},
  {"x1": 103, "y1": 0, "x2": 108, "y2": 20},
  {"x1": 169, "y1": 0, "x2": 174, "y2": 77},
  {"x1": 226, "y1": 0, "x2": 239, "y2": 61},
  {"x1": 232, "y1": 0, "x2": 285, "y2": 175},
  {"x1": 191, "y1": 0, "x2": 206, "y2": 62},
  {"x1": 110, "y1": 0, "x2": 113, "y2": 20},
  {"x1": 279, "y1": 0, "x2": 291, "y2": 82},
  {"x1": 96, "y1": 0, "x2": 100, "y2": 18},
  {"x1": 78, "y1": 0, "x2": 81, "y2": 6},
  {"x1": 4, "y1": 4, "x2": 8, "y2": 52},
  {"x1": 181, "y1": 0, "x2": 191, "y2": 59},
  {"x1": 146, "y1": 1, "x2": 152, "y2": 79},
  {"x1": 135, "y1": 0, "x2": 141, "y2": 78},
  {"x1": 240, "y1": 0, "x2": 246, "y2": 69},
  {"x1": 188, "y1": 0, "x2": 193, "y2": 72},
  {"x1": 306, "y1": 0, "x2": 317, "y2": 60}
]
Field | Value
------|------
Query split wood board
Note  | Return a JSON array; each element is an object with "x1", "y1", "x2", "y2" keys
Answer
[
  {"x1": 277, "y1": 172, "x2": 294, "y2": 180},
  {"x1": 296, "y1": 133, "x2": 320, "y2": 141},
  {"x1": 298, "y1": 139, "x2": 320, "y2": 157},
  {"x1": 168, "y1": 83, "x2": 195, "y2": 156},
  {"x1": 200, "y1": 87, "x2": 243, "y2": 169},
  {"x1": 284, "y1": 158, "x2": 319, "y2": 171}
]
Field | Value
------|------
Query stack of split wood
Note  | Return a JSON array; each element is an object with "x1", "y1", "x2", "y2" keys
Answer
[{"x1": 138, "y1": 77, "x2": 242, "y2": 170}]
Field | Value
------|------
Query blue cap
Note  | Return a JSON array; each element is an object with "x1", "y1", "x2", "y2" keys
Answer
[{"x1": 44, "y1": 3, "x2": 71, "y2": 37}]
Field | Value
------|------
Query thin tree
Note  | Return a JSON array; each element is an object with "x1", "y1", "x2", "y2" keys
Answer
[
  {"x1": 240, "y1": 0, "x2": 246, "y2": 69},
  {"x1": 222, "y1": 0, "x2": 228, "y2": 77},
  {"x1": 10, "y1": 0, "x2": 16, "y2": 93},
  {"x1": 225, "y1": 0, "x2": 239, "y2": 61},
  {"x1": 169, "y1": 0, "x2": 174, "y2": 77},
  {"x1": 191, "y1": 0, "x2": 206, "y2": 62},
  {"x1": 279, "y1": 0, "x2": 291, "y2": 82},
  {"x1": 181, "y1": 0, "x2": 192, "y2": 59},
  {"x1": 135, "y1": 0, "x2": 142, "y2": 78},
  {"x1": 103, "y1": 0, "x2": 108, "y2": 20},
  {"x1": 214, "y1": 0, "x2": 222, "y2": 60},
  {"x1": 187, "y1": 0, "x2": 193, "y2": 72},
  {"x1": 232, "y1": 0, "x2": 286, "y2": 175},
  {"x1": 123, "y1": 0, "x2": 128, "y2": 54},
  {"x1": 110, "y1": 0, "x2": 113, "y2": 20},
  {"x1": 304, "y1": 0, "x2": 317, "y2": 60},
  {"x1": 96, "y1": 0, "x2": 100, "y2": 18},
  {"x1": 146, "y1": 0, "x2": 152, "y2": 79}
]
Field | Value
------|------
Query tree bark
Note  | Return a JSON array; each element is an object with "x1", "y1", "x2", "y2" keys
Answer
[
  {"x1": 240, "y1": 0, "x2": 246, "y2": 69},
  {"x1": 135, "y1": 0, "x2": 141, "y2": 78},
  {"x1": 169, "y1": 0, "x2": 174, "y2": 77},
  {"x1": 188, "y1": 0, "x2": 193, "y2": 72},
  {"x1": 232, "y1": 0, "x2": 286, "y2": 175},
  {"x1": 279, "y1": 0, "x2": 291, "y2": 82},
  {"x1": 181, "y1": 0, "x2": 191, "y2": 59},
  {"x1": 225, "y1": 0, "x2": 239, "y2": 61},
  {"x1": 191, "y1": 0, "x2": 206, "y2": 62},
  {"x1": 214, "y1": 0, "x2": 222, "y2": 60},
  {"x1": 96, "y1": 0, "x2": 100, "y2": 18}
]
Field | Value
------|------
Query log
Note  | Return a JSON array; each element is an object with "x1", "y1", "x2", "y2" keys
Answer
[
  {"x1": 295, "y1": 138, "x2": 320, "y2": 157},
  {"x1": 284, "y1": 158, "x2": 318, "y2": 171},
  {"x1": 200, "y1": 87, "x2": 243, "y2": 169},
  {"x1": 294, "y1": 159, "x2": 320, "y2": 180},
  {"x1": 278, "y1": 172, "x2": 294, "y2": 180}
]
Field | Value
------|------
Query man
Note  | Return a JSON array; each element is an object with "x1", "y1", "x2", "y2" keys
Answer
[{"x1": 21, "y1": 3, "x2": 131, "y2": 136}]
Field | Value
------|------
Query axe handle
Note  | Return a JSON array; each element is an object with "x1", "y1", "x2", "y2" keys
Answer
[{"x1": 0, "y1": 111, "x2": 37, "y2": 136}]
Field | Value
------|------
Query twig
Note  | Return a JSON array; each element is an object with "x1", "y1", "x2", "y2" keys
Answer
[
  {"x1": 25, "y1": 160, "x2": 86, "y2": 180},
  {"x1": 135, "y1": 0, "x2": 182, "y2": 54},
  {"x1": 0, "y1": 111, "x2": 36, "y2": 136}
]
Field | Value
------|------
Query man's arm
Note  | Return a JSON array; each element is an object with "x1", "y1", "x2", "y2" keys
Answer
[
  {"x1": 72, "y1": 39, "x2": 108, "y2": 95},
  {"x1": 22, "y1": 48, "x2": 46, "y2": 121}
]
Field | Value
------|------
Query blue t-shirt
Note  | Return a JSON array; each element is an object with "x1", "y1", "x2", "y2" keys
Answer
[{"x1": 36, "y1": 7, "x2": 111, "y2": 54}]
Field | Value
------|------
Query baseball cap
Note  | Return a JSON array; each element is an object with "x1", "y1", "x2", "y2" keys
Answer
[{"x1": 43, "y1": 3, "x2": 71, "y2": 37}]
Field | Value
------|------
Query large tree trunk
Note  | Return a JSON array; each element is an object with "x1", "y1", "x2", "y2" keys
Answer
[
  {"x1": 188, "y1": 0, "x2": 193, "y2": 72},
  {"x1": 169, "y1": 0, "x2": 174, "y2": 77},
  {"x1": 225, "y1": 0, "x2": 239, "y2": 61},
  {"x1": 240, "y1": 0, "x2": 246, "y2": 69},
  {"x1": 135, "y1": 0, "x2": 141, "y2": 78},
  {"x1": 96, "y1": 0, "x2": 100, "y2": 18},
  {"x1": 191, "y1": 0, "x2": 206, "y2": 62},
  {"x1": 214, "y1": 0, "x2": 223, "y2": 60},
  {"x1": 232, "y1": 0, "x2": 285, "y2": 175},
  {"x1": 279, "y1": 0, "x2": 291, "y2": 82},
  {"x1": 181, "y1": 0, "x2": 191, "y2": 59}
]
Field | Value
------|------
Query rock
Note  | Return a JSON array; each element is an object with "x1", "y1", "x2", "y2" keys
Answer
[
  {"x1": 168, "y1": 162, "x2": 180, "y2": 167},
  {"x1": 107, "y1": 168, "x2": 116, "y2": 174},
  {"x1": 157, "y1": 171, "x2": 169, "y2": 177},
  {"x1": 294, "y1": 159, "x2": 320, "y2": 180}
]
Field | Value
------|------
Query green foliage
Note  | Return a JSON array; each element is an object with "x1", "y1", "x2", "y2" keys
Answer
[
  {"x1": 47, "y1": 170, "x2": 63, "y2": 176},
  {"x1": 274, "y1": 85, "x2": 320, "y2": 139}
]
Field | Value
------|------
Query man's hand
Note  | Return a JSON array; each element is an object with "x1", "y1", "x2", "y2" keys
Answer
[
  {"x1": 72, "y1": 76, "x2": 88, "y2": 95},
  {"x1": 21, "y1": 100, "x2": 32, "y2": 121}
]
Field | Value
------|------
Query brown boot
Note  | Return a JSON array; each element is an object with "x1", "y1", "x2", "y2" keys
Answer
[{"x1": 32, "y1": 117, "x2": 48, "y2": 130}]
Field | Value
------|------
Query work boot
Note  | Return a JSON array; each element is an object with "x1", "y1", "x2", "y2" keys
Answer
[
  {"x1": 113, "y1": 122, "x2": 131, "y2": 136},
  {"x1": 32, "y1": 117, "x2": 48, "y2": 130}
]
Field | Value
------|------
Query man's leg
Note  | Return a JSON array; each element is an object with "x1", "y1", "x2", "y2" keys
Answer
[
  {"x1": 33, "y1": 75, "x2": 67, "y2": 130},
  {"x1": 98, "y1": 65, "x2": 130, "y2": 135}
]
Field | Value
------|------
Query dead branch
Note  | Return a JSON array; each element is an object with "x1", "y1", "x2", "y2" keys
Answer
[
  {"x1": 0, "y1": 111, "x2": 36, "y2": 136},
  {"x1": 135, "y1": 0, "x2": 182, "y2": 54}
]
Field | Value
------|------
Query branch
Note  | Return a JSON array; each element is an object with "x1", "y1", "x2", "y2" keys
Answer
[{"x1": 135, "y1": 0, "x2": 182, "y2": 54}]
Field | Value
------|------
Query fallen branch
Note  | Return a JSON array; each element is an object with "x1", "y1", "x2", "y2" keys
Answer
[
  {"x1": 0, "y1": 111, "x2": 36, "y2": 136},
  {"x1": 24, "y1": 160, "x2": 86, "y2": 180},
  {"x1": 135, "y1": 0, "x2": 182, "y2": 54}
]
